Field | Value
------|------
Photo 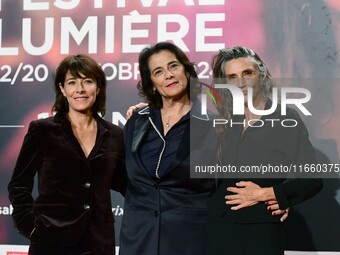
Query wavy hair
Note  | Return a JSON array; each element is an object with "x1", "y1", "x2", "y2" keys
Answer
[
  {"x1": 137, "y1": 42, "x2": 200, "y2": 108},
  {"x1": 211, "y1": 46, "x2": 274, "y2": 119}
]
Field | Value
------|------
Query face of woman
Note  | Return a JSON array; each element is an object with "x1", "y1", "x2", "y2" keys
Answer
[
  {"x1": 148, "y1": 50, "x2": 189, "y2": 101},
  {"x1": 224, "y1": 57, "x2": 262, "y2": 105},
  {"x1": 60, "y1": 70, "x2": 99, "y2": 115}
]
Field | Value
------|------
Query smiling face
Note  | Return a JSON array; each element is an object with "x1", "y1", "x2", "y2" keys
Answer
[
  {"x1": 224, "y1": 57, "x2": 262, "y2": 105},
  {"x1": 148, "y1": 50, "x2": 190, "y2": 102},
  {"x1": 59, "y1": 70, "x2": 99, "y2": 115}
]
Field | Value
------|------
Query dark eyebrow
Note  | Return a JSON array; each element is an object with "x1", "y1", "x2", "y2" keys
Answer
[
  {"x1": 151, "y1": 60, "x2": 180, "y2": 74},
  {"x1": 65, "y1": 77, "x2": 76, "y2": 82},
  {"x1": 151, "y1": 66, "x2": 162, "y2": 74}
]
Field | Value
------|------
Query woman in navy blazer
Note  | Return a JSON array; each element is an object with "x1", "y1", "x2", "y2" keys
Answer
[
  {"x1": 8, "y1": 54, "x2": 126, "y2": 255},
  {"x1": 119, "y1": 42, "x2": 217, "y2": 255}
]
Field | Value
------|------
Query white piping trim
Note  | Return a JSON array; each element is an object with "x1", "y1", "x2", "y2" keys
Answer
[
  {"x1": 138, "y1": 106, "x2": 150, "y2": 115},
  {"x1": 148, "y1": 116, "x2": 166, "y2": 179},
  {"x1": 192, "y1": 114, "x2": 209, "y2": 121}
]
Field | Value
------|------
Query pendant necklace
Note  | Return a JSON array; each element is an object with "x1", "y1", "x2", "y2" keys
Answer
[
  {"x1": 166, "y1": 115, "x2": 171, "y2": 128},
  {"x1": 162, "y1": 105, "x2": 192, "y2": 128}
]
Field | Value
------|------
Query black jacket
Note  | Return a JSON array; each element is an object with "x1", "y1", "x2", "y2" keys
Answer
[{"x1": 8, "y1": 112, "x2": 126, "y2": 254}]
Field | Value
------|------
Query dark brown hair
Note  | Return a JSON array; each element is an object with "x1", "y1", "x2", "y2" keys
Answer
[
  {"x1": 52, "y1": 54, "x2": 107, "y2": 116},
  {"x1": 137, "y1": 42, "x2": 200, "y2": 108}
]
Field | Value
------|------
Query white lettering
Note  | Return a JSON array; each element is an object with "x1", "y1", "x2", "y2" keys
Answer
[
  {"x1": 213, "y1": 119, "x2": 228, "y2": 127},
  {"x1": 141, "y1": 0, "x2": 154, "y2": 6},
  {"x1": 213, "y1": 85, "x2": 312, "y2": 116},
  {"x1": 22, "y1": 18, "x2": 54, "y2": 55},
  {"x1": 230, "y1": 119, "x2": 246, "y2": 127},
  {"x1": 196, "y1": 13, "x2": 225, "y2": 52},
  {"x1": 248, "y1": 119, "x2": 264, "y2": 127},
  {"x1": 60, "y1": 16, "x2": 98, "y2": 54},
  {"x1": 112, "y1": 205, "x2": 124, "y2": 216},
  {"x1": 102, "y1": 63, "x2": 118, "y2": 80},
  {"x1": 94, "y1": 0, "x2": 103, "y2": 8},
  {"x1": 281, "y1": 87, "x2": 312, "y2": 116},
  {"x1": 122, "y1": 10, "x2": 150, "y2": 53},
  {"x1": 213, "y1": 118, "x2": 298, "y2": 128},
  {"x1": 0, "y1": 205, "x2": 13, "y2": 215},
  {"x1": 24, "y1": 0, "x2": 49, "y2": 10},
  {"x1": 105, "y1": 16, "x2": 115, "y2": 53},
  {"x1": 247, "y1": 87, "x2": 278, "y2": 115},
  {"x1": 119, "y1": 63, "x2": 133, "y2": 80},
  {"x1": 214, "y1": 84, "x2": 245, "y2": 114},
  {"x1": 199, "y1": 0, "x2": 224, "y2": 5},
  {"x1": 134, "y1": 62, "x2": 140, "y2": 80},
  {"x1": 112, "y1": 112, "x2": 127, "y2": 126},
  {"x1": 281, "y1": 119, "x2": 298, "y2": 127},
  {"x1": 158, "y1": 14, "x2": 189, "y2": 51},
  {"x1": 101, "y1": 62, "x2": 140, "y2": 81},
  {"x1": 201, "y1": 94, "x2": 208, "y2": 115},
  {"x1": 266, "y1": 118, "x2": 280, "y2": 127},
  {"x1": 54, "y1": 0, "x2": 80, "y2": 9}
]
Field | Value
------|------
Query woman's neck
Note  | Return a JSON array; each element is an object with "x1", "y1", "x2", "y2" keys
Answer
[
  {"x1": 160, "y1": 96, "x2": 191, "y2": 134},
  {"x1": 67, "y1": 110, "x2": 95, "y2": 129},
  {"x1": 161, "y1": 95, "x2": 191, "y2": 114}
]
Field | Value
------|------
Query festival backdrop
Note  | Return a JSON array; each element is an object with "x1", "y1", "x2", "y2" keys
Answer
[{"x1": 0, "y1": 0, "x2": 340, "y2": 254}]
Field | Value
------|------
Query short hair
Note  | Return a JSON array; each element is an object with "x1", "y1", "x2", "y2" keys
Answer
[
  {"x1": 52, "y1": 54, "x2": 107, "y2": 116},
  {"x1": 137, "y1": 42, "x2": 200, "y2": 108}
]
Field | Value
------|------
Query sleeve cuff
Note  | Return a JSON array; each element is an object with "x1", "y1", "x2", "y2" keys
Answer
[{"x1": 273, "y1": 184, "x2": 289, "y2": 209}]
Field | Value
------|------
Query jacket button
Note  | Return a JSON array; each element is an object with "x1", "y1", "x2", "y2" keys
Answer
[
  {"x1": 83, "y1": 182, "x2": 91, "y2": 188},
  {"x1": 83, "y1": 204, "x2": 90, "y2": 210},
  {"x1": 153, "y1": 211, "x2": 159, "y2": 217}
]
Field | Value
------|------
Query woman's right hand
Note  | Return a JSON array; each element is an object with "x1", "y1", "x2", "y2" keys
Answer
[
  {"x1": 266, "y1": 200, "x2": 289, "y2": 222},
  {"x1": 125, "y1": 102, "x2": 148, "y2": 120}
]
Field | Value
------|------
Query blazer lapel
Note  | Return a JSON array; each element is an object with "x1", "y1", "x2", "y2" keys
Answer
[
  {"x1": 132, "y1": 117, "x2": 150, "y2": 153},
  {"x1": 88, "y1": 116, "x2": 108, "y2": 159},
  {"x1": 130, "y1": 108, "x2": 151, "y2": 173}
]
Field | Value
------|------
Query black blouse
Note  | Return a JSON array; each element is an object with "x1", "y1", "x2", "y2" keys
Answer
[{"x1": 138, "y1": 108, "x2": 190, "y2": 178}]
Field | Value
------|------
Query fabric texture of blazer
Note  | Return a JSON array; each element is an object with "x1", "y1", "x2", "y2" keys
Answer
[{"x1": 8, "y1": 112, "x2": 126, "y2": 254}]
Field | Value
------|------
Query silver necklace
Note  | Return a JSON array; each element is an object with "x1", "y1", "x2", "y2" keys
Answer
[{"x1": 162, "y1": 105, "x2": 192, "y2": 128}]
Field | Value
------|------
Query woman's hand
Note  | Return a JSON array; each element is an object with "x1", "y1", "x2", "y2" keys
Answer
[
  {"x1": 266, "y1": 200, "x2": 289, "y2": 222},
  {"x1": 125, "y1": 102, "x2": 148, "y2": 119},
  {"x1": 225, "y1": 181, "x2": 275, "y2": 210}
]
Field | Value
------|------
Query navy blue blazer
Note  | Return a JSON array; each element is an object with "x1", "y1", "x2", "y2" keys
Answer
[{"x1": 119, "y1": 104, "x2": 217, "y2": 255}]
